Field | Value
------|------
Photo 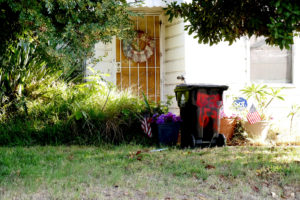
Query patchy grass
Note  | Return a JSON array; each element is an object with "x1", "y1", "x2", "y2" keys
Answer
[{"x1": 0, "y1": 145, "x2": 299, "y2": 199}]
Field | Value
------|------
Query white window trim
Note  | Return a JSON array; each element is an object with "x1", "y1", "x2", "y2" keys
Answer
[{"x1": 159, "y1": 13, "x2": 165, "y2": 103}]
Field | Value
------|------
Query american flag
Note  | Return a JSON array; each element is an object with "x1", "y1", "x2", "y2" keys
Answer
[
  {"x1": 141, "y1": 116, "x2": 152, "y2": 138},
  {"x1": 247, "y1": 104, "x2": 261, "y2": 124}
]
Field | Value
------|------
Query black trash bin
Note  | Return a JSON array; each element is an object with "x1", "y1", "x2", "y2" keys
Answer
[{"x1": 174, "y1": 84, "x2": 228, "y2": 148}]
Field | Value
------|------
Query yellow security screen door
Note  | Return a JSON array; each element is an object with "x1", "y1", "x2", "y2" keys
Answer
[{"x1": 116, "y1": 16, "x2": 160, "y2": 102}]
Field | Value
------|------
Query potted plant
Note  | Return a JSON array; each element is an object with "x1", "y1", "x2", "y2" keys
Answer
[
  {"x1": 240, "y1": 84, "x2": 285, "y2": 142},
  {"x1": 155, "y1": 112, "x2": 181, "y2": 146},
  {"x1": 139, "y1": 92, "x2": 174, "y2": 143},
  {"x1": 220, "y1": 114, "x2": 241, "y2": 141}
]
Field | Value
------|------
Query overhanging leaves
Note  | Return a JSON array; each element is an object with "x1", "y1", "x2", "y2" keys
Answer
[{"x1": 165, "y1": 0, "x2": 300, "y2": 49}]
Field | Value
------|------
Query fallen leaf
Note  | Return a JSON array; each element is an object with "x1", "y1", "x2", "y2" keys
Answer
[
  {"x1": 256, "y1": 169, "x2": 262, "y2": 176},
  {"x1": 129, "y1": 152, "x2": 135, "y2": 159},
  {"x1": 192, "y1": 173, "x2": 199, "y2": 179},
  {"x1": 67, "y1": 154, "x2": 74, "y2": 161},
  {"x1": 137, "y1": 156, "x2": 142, "y2": 161},
  {"x1": 280, "y1": 194, "x2": 288, "y2": 199},
  {"x1": 198, "y1": 196, "x2": 208, "y2": 200},
  {"x1": 262, "y1": 181, "x2": 270, "y2": 187},
  {"x1": 251, "y1": 185, "x2": 260, "y2": 193},
  {"x1": 136, "y1": 150, "x2": 142, "y2": 155},
  {"x1": 205, "y1": 164, "x2": 216, "y2": 169},
  {"x1": 209, "y1": 185, "x2": 216, "y2": 190},
  {"x1": 219, "y1": 175, "x2": 226, "y2": 180}
]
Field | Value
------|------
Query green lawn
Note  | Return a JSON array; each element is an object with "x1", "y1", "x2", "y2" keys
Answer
[{"x1": 0, "y1": 145, "x2": 299, "y2": 200}]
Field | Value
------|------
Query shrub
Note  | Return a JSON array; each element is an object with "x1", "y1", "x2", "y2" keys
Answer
[
  {"x1": 0, "y1": 77, "x2": 150, "y2": 145},
  {"x1": 0, "y1": 40, "x2": 170, "y2": 146}
]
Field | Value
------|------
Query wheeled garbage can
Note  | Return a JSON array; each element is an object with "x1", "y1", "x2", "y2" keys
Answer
[{"x1": 174, "y1": 84, "x2": 228, "y2": 148}]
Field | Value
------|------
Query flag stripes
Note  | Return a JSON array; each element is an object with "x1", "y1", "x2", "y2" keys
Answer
[
  {"x1": 247, "y1": 104, "x2": 261, "y2": 124},
  {"x1": 141, "y1": 117, "x2": 152, "y2": 138}
]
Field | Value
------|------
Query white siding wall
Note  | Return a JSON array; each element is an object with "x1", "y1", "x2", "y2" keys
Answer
[
  {"x1": 184, "y1": 35, "x2": 248, "y2": 86},
  {"x1": 163, "y1": 16, "x2": 186, "y2": 112},
  {"x1": 86, "y1": 41, "x2": 116, "y2": 84},
  {"x1": 269, "y1": 37, "x2": 300, "y2": 135}
]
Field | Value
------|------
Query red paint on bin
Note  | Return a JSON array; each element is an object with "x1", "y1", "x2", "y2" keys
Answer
[{"x1": 196, "y1": 92, "x2": 221, "y2": 131}]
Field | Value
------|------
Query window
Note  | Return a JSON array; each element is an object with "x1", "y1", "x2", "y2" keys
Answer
[{"x1": 250, "y1": 37, "x2": 292, "y2": 83}]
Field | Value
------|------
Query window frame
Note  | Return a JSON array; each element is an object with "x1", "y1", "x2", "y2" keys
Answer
[{"x1": 246, "y1": 37, "x2": 296, "y2": 88}]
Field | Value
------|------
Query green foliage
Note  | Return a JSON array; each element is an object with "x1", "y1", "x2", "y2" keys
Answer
[
  {"x1": 140, "y1": 92, "x2": 173, "y2": 117},
  {"x1": 240, "y1": 84, "x2": 285, "y2": 120},
  {"x1": 0, "y1": 0, "x2": 137, "y2": 70},
  {"x1": 165, "y1": 0, "x2": 300, "y2": 49},
  {"x1": 0, "y1": 61, "x2": 170, "y2": 145},
  {"x1": 0, "y1": 80, "x2": 146, "y2": 145},
  {"x1": 0, "y1": 39, "x2": 171, "y2": 146},
  {"x1": 0, "y1": 40, "x2": 63, "y2": 116},
  {"x1": 287, "y1": 104, "x2": 300, "y2": 118},
  {"x1": 287, "y1": 104, "x2": 300, "y2": 135}
]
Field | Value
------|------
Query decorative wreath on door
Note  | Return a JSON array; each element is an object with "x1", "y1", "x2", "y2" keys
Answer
[{"x1": 122, "y1": 31, "x2": 156, "y2": 63}]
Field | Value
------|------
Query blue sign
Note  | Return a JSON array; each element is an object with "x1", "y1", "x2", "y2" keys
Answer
[{"x1": 233, "y1": 97, "x2": 248, "y2": 110}]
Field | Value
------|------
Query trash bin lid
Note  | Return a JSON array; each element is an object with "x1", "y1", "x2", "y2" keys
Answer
[{"x1": 175, "y1": 84, "x2": 228, "y2": 91}]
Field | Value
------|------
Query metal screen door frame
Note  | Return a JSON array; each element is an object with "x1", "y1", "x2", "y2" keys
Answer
[{"x1": 114, "y1": 13, "x2": 164, "y2": 103}]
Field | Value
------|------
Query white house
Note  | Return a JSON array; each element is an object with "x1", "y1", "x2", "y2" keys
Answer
[{"x1": 88, "y1": 0, "x2": 300, "y2": 138}]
